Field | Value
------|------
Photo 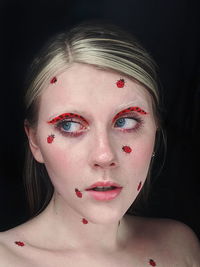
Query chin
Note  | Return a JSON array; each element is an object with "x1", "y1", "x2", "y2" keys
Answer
[{"x1": 83, "y1": 206, "x2": 126, "y2": 225}]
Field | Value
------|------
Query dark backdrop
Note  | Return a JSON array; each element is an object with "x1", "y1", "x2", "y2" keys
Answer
[{"x1": 1, "y1": 0, "x2": 200, "y2": 238}]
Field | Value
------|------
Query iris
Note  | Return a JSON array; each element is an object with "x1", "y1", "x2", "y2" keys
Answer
[{"x1": 115, "y1": 118, "x2": 126, "y2": 127}]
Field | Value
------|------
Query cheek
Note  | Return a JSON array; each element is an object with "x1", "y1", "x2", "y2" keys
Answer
[
  {"x1": 121, "y1": 137, "x2": 154, "y2": 186},
  {"x1": 38, "y1": 140, "x2": 75, "y2": 182}
]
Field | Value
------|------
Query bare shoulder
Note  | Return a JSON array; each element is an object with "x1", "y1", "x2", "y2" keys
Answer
[
  {"x1": 0, "y1": 231, "x2": 15, "y2": 266},
  {"x1": 127, "y1": 215, "x2": 200, "y2": 266},
  {"x1": 0, "y1": 228, "x2": 28, "y2": 267}
]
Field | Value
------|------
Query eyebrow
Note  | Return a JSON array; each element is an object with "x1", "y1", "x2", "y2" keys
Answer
[
  {"x1": 112, "y1": 106, "x2": 148, "y2": 122},
  {"x1": 47, "y1": 113, "x2": 88, "y2": 124}
]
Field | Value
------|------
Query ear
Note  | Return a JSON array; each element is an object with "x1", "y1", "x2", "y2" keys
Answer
[{"x1": 24, "y1": 120, "x2": 44, "y2": 163}]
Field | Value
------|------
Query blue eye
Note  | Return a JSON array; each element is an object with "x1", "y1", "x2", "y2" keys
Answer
[
  {"x1": 57, "y1": 120, "x2": 84, "y2": 133},
  {"x1": 115, "y1": 118, "x2": 126, "y2": 127},
  {"x1": 62, "y1": 121, "x2": 72, "y2": 131},
  {"x1": 114, "y1": 117, "x2": 138, "y2": 130}
]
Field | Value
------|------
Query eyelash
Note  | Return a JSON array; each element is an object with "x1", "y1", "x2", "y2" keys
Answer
[{"x1": 53, "y1": 113, "x2": 143, "y2": 137}]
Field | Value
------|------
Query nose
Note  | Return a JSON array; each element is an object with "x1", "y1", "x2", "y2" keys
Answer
[{"x1": 89, "y1": 132, "x2": 118, "y2": 170}]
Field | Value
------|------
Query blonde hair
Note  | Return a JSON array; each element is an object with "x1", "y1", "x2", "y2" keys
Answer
[{"x1": 24, "y1": 22, "x2": 162, "y2": 216}]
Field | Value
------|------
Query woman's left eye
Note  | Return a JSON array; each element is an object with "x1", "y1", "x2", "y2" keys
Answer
[{"x1": 114, "y1": 117, "x2": 138, "y2": 130}]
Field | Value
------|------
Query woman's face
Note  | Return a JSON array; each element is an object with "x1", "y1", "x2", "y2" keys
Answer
[{"x1": 29, "y1": 63, "x2": 157, "y2": 224}]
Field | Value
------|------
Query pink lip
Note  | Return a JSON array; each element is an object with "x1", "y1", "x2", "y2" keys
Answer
[
  {"x1": 85, "y1": 181, "x2": 122, "y2": 190},
  {"x1": 85, "y1": 181, "x2": 123, "y2": 201}
]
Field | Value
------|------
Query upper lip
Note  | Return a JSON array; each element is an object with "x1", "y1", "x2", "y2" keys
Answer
[{"x1": 85, "y1": 181, "x2": 122, "y2": 191}]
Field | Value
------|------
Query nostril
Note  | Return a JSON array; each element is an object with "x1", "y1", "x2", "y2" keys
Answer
[{"x1": 110, "y1": 162, "x2": 115, "y2": 166}]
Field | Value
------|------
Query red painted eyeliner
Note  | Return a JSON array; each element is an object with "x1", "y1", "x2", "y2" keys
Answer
[
  {"x1": 47, "y1": 113, "x2": 88, "y2": 124},
  {"x1": 113, "y1": 106, "x2": 148, "y2": 122}
]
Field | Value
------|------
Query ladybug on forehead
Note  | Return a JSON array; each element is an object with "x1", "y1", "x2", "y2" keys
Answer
[{"x1": 116, "y1": 78, "x2": 125, "y2": 88}]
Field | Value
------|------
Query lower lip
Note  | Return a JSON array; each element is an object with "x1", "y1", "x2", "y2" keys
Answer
[{"x1": 86, "y1": 188, "x2": 123, "y2": 201}]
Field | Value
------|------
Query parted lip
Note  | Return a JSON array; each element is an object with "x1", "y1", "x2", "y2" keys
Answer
[{"x1": 85, "y1": 181, "x2": 122, "y2": 191}]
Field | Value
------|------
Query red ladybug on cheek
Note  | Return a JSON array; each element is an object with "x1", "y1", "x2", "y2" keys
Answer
[
  {"x1": 149, "y1": 259, "x2": 156, "y2": 266},
  {"x1": 122, "y1": 145, "x2": 132, "y2": 153},
  {"x1": 47, "y1": 134, "x2": 55, "y2": 144},
  {"x1": 116, "y1": 78, "x2": 125, "y2": 88}
]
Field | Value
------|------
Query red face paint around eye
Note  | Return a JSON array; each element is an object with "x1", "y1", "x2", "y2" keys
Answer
[
  {"x1": 82, "y1": 218, "x2": 88, "y2": 224},
  {"x1": 137, "y1": 181, "x2": 142, "y2": 191},
  {"x1": 47, "y1": 113, "x2": 88, "y2": 125},
  {"x1": 50, "y1": 76, "x2": 57, "y2": 84},
  {"x1": 122, "y1": 145, "x2": 132, "y2": 153},
  {"x1": 75, "y1": 188, "x2": 82, "y2": 198},
  {"x1": 47, "y1": 134, "x2": 55, "y2": 143},
  {"x1": 149, "y1": 259, "x2": 156, "y2": 266},
  {"x1": 116, "y1": 78, "x2": 125, "y2": 88},
  {"x1": 113, "y1": 106, "x2": 148, "y2": 123},
  {"x1": 15, "y1": 241, "x2": 25, "y2": 247}
]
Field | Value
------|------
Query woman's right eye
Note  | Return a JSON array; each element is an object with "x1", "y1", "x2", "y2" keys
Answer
[{"x1": 56, "y1": 120, "x2": 85, "y2": 134}]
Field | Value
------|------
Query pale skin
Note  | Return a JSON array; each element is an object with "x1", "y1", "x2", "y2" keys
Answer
[{"x1": 0, "y1": 63, "x2": 199, "y2": 266}]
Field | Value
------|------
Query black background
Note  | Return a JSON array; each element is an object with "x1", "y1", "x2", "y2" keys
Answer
[{"x1": 1, "y1": 0, "x2": 200, "y2": 238}]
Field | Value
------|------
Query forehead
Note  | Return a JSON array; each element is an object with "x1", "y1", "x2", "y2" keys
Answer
[{"x1": 40, "y1": 63, "x2": 153, "y2": 115}]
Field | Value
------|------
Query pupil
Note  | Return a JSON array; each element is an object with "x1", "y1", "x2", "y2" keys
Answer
[{"x1": 116, "y1": 118, "x2": 125, "y2": 127}]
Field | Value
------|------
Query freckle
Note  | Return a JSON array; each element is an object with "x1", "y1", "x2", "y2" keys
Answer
[
  {"x1": 15, "y1": 241, "x2": 25, "y2": 247},
  {"x1": 82, "y1": 218, "x2": 88, "y2": 224},
  {"x1": 122, "y1": 146, "x2": 132, "y2": 153},
  {"x1": 137, "y1": 181, "x2": 142, "y2": 191},
  {"x1": 149, "y1": 259, "x2": 156, "y2": 266},
  {"x1": 75, "y1": 188, "x2": 82, "y2": 198}
]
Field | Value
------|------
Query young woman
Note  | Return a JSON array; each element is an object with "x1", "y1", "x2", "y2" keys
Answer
[{"x1": 0, "y1": 22, "x2": 199, "y2": 266}]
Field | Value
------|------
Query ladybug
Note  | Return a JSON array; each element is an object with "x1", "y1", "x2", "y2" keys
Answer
[
  {"x1": 82, "y1": 218, "x2": 88, "y2": 224},
  {"x1": 50, "y1": 76, "x2": 57, "y2": 84},
  {"x1": 149, "y1": 259, "x2": 156, "y2": 266},
  {"x1": 116, "y1": 78, "x2": 125, "y2": 88},
  {"x1": 122, "y1": 145, "x2": 132, "y2": 153},
  {"x1": 15, "y1": 241, "x2": 25, "y2": 247},
  {"x1": 75, "y1": 188, "x2": 82, "y2": 198},
  {"x1": 47, "y1": 134, "x2": 55, "y2": 144}
]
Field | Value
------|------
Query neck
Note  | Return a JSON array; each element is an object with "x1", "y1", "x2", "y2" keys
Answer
[{"x1": 33, "y1": 193, "x2": 128, "y2": 252}]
